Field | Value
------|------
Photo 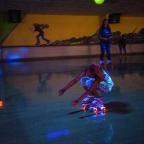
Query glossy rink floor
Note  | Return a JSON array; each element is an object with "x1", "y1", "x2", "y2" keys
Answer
[{"x1": 0, "y1": 55, "x2": 144, "y2": 144}]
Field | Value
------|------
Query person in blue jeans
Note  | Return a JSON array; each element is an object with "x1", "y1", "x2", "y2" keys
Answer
[{"x1": 99, "y1": 19, "x2": 112, "y2": 65}]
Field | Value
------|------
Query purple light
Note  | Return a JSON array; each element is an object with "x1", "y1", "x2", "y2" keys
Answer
[{"x1": 47, "y1": 129, "x2": 70, "y2": 139}]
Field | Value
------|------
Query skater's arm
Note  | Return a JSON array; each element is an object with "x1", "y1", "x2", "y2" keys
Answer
[
  {"x1": 58, "y1": 71, "x2": 85, "y2": 96},
  {"x1": 89, "y1": 80, "x2": 100, "y2": 96},
  {"x1": 71, "y1": 91, "x2": 89, "y2": 106},
  {"x1": 72, "y1": 80, "x2": 100, "y2": 106},
  {"x1": 95, "y1": 66, "x2": 105, "y2": 81}
]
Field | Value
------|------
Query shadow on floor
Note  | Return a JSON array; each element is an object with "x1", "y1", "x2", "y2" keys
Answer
[
  {"x1": 68, "y1": 101, "x2": 133, "y2": 116},
  {"x1": 105, "y1": 101, "x2": 133, "y2": 114}
]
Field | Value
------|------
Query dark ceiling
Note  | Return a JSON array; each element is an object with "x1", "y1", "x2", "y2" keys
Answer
[{"x1": 1, "y1": 0, "x2": 144, "y2": 16}]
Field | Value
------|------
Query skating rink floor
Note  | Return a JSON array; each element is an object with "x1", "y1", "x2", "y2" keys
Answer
[{"x1": 0, "y1": 55, "x2": 144, "y2": 144}]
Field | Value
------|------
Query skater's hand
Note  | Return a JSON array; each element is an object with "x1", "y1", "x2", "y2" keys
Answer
[
  {"x1": 58, "y1": 88, "x2": 65, "y2": 96},
  {"x1": 71, "y1": 99, "x2": 79, "y2": 106}
]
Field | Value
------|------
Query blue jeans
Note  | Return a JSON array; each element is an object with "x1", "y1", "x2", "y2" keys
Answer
[{"x1": 100, "y1": 41, "x2": 111, "y2": 61}]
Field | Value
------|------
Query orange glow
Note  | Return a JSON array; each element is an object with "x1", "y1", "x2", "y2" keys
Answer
[
  {"x1": 93, "y1": 108, "x2": 98, "y2": 114},
  {"x1": 102, "y1": 107, "x2": 106, "y2": 113},
  {"x1": 82, "y1": 106, "x2": 87, "y2": 112},
  {"x1": 0, "y1": 100, "x2": 4, "y2": 108}
]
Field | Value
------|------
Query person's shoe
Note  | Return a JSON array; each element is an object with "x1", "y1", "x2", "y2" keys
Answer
[
  {"x1": 106, "y1": 60, "x2": 111, "y2": 65},
  {"x1": 99, "y1": 60, "x2": 104, "y2": 65},
  {"x1": 99, "y1": 60, "x2": 106, "y2": 68}
]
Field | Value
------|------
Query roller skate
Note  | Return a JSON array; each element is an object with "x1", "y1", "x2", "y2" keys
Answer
[
  {"x1": 89, "y1": 98, "x2": 106, "y2": 115},
  {"x1": 81, "y1": 95, "x2": 95, "y2": 112},
  {"x1": 99, "y1": 60, "x2": 105, "y2": 68}
]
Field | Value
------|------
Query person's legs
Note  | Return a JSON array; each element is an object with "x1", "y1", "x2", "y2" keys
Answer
[
  {"x1": 122, "y1": 44, "x2": 127, "y2": 62},
  {"x1": 123, "y1": 44, "x2": 127, "y2": 55},
  {"x1": 100, "y1": 42, "x2": 105, "y2": 64},
  {"x1": 106, "y1": 42, "x2": 111, "y2": 64},
  {"x1": 118, "y1": 44, "x2": 123, "y2": 62},
  {"x1": 119, "y1": 44, "x2": 122, "y2": 56}
]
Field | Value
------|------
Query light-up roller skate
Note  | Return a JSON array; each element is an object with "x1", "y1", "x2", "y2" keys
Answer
[{"x1": 89, "y1": 98, "x2": 106, "y2": 115}]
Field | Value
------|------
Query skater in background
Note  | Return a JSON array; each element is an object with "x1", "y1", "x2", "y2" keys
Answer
[
  {"x1": 118, "y1": 33, "x2": 127, "y2": 61},
  {"x1": 31, "y1": 23, "x2": 50, "y2": 45},
  {"x1": 58, "y1": 64, "x2": 114, "y2": 107},
  {"x1": 99, "y1": 19, "x2": 112, "y2": 65}
]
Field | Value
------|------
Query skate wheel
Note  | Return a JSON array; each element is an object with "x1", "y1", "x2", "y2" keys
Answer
[
  {"x1": 101, "y1": 106, "x2": 106, "y2": 113},
  {"x1": 82, "y1": 106, "x2": 87, "y2": 112},
  {"x1": 93, "y1": 108, "x2": 98, "y2": 114}
]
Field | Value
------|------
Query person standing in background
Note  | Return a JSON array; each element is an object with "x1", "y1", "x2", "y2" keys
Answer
[
  {"x1": 99, "y1": 19, "x2": 112, "y2": 65},
  {"x1": 118, "y1": 34, "x2": 127, "y2": 61}
]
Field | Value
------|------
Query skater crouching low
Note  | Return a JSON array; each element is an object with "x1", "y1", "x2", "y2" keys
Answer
[{"x1": 58, "y1": 64, "x2": 114, "y2": 111}]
